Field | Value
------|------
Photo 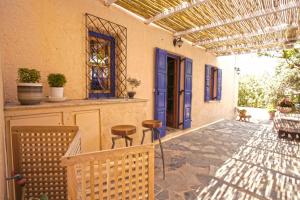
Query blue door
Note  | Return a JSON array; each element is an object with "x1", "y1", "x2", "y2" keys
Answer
[
  {"x1": 154, "y1": 48, "x2": 167, "y2": 137},
  {"x1": 183, "y1": 58, "x2": 193, "y2": 129},
  {"x1": 216, "y1": 69, "x2": 222, "y2": 101}
]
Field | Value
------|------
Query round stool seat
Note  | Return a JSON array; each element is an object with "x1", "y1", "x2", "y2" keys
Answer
[
  {"x1": 111, "y1": 125, "x2": 136, "y2": 136},
  {"x1": 142, "y1": 120, "x2": 162, "y2": 129}
]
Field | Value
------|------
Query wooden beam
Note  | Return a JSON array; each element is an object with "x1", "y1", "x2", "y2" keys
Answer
[
  {"x1": 194, "y1": 24, "x2": 298, "y2": 46},
  {"x1": 212, "y1": 39, "x2": 286, "y2": 53},
  {"x1": 217, "y1": 45, "x2": 284, "y2": 56},
  {"x1": 174, "y1": 1, "x2": 300, "y2": 37},
  {"x1": 145, "y1": 0, "x2": 206, "y2": 24},
  {"x1": 104, "y1": 0, "x2": 118, "y2": 6}
]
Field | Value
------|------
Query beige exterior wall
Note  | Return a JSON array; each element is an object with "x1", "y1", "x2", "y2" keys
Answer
[
  {"x1": 0, "y1": 40, "x2": 6, "y2": 199},
  {"x1": 0, "y1": 0, "x2": 236, "y2": 127}
]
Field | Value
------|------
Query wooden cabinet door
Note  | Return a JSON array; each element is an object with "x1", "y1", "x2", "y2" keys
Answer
[
  {"x1": 9, "y1": 113, "x2": 62, "y2": 127},
  {"x1": 73, "y1": 110, "x2": 101, "y2": 152}
]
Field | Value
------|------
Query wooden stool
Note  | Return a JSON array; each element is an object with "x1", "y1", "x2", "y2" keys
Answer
[
  {"x1": 111, "y1": 125, "x2": 136, "y2": 149},
  {"x1": 141, "y1": 120, "x2": 165, "y2": 179}
]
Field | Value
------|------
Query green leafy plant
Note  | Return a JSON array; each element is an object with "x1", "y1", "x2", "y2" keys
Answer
[
  {"x1": 47, "y1": 73, "x2": 67, "y2": 87},
  {"x1": 278, "y1": 98, "x2": 294, "y2": 108},
  {"x1": 40, "y1": 193, "x2": 48, "y2": 200},
  {"x1": 267, "y1": 105, "x2": 276, "y2": 112},
  {"x1": 127, "y1": 77, "x2": 141, "y2": 91},
  {"x1": 18, "y1": 68, "x2": 41, "y2": 83},
  {"x1": 239, "y1": 48, "x2": 300, "y2": 109}
]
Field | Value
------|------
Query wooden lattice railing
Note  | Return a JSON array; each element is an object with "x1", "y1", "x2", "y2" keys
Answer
[
  {"x1": 61, "y1": 134, "x2": 155, "y2": 200},
  {"x1": 11, "y1": 126, "x2": 78, "y2": 200}
]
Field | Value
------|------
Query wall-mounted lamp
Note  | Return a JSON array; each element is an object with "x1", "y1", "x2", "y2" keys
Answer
[
  {"x1": 173, "y1": 37, "x2": 183, "y2": 48},
  {"x1": 234, "y1": 67, "x2": 240, "y2": 75}
]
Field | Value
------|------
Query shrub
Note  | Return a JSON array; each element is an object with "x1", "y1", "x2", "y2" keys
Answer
[
  {"x1": 278, "y1": 98, "x2": 294, "y2": 108},
  {"x1": 127, "y1": 77, "x2": 141, "y2": 91},
  {"x1": 47, "y1": 73, "x2": 67, "y2": 87},
  {"x1": 18, "y1": 68, "x2": 41, "y2": 83},
  {"x1": 267, "y1": 104, "x2": 276, "y2": 112}
]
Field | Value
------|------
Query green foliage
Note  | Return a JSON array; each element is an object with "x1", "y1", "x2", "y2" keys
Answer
[
  {"x1": 127, "y1": 77, "x2": 141, "y2": 90},
  {"x1": 278, "y1": 98, "x2": 294, "y2": 108},
  {"x1": 18, "y1": 68, "x2": 41, "y2": 83},
  {"x1": 40, "y1": 193, "x2": 48, "y2": 200},
  {"x1": 238, "y1": 75, "x2": 267, "y2": 108},
  {"x1": 240, "y1": 48, "x2": 300, "y2": 108},
  {"x1": 47, "y1": 73, "x2": 67, "y2": 87},
  {"x1": 266, "y1": 103, "x2": 276, "y2": 112}
]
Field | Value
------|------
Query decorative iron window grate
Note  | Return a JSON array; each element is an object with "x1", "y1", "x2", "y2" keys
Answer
[{"x1": 85, "y1": 13, "x2": 127, "y2": 98}]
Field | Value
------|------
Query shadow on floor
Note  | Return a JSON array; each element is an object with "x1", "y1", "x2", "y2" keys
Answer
[{"x1": 154, "y1": 120, "x2": 300, "y2": 200}]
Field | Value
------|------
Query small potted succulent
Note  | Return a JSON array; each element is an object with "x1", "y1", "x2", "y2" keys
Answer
[
  {"x1": 277, "y1": 97, "x2": 294, "y2": 113},
  {"x1": 126, "y1": 77, "x2": 141, "y2": 99},
  {"x1": 47, "y1": 73, "x2": 67, "y2": 99},
  {"x1": 267, "y1": 105, "x2": 276, "y2": 120},
  {"x1": 17, "y1": 68, "x2": 43, "y2": 105}
]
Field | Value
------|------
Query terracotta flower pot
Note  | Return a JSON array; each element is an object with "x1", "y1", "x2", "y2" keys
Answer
[
  {"x1": 269, "y1": 112, "x2": 275, "y2": 120},
  {"x1": 277, "y1": 106, "x2": 292, "y2": 113},
  {"x1": 17, "y1": 83, "x2": 43, "y2": 105}
]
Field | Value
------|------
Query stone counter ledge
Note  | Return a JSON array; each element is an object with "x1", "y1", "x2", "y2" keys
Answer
[{"x1": 5, "y1": 98, "x2": 149, "y2": 111}]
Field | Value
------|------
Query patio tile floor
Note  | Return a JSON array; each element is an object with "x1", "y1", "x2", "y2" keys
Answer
[{"x1": 154, "y1": 120, "x2": 300, "y2": 200}]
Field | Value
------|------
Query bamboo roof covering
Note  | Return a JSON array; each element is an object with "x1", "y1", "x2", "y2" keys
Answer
[{"x1": 106, "y1": 0, "x2": 300, "y2": 56}]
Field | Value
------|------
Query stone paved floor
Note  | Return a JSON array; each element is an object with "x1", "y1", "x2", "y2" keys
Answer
[{"x1": 154, "y1": 120, "x2": 300, "y2": 200}]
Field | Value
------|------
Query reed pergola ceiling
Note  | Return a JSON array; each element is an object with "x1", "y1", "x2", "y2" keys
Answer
[{"x1": 107, "y1": 0, "x2": 300, "y2": 56}]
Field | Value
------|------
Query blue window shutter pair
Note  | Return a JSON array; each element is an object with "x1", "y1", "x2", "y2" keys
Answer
[
  {"x1": 204, "y1": 65, "x2": 211, "y2": 102},
  {"x1": 204, "y1": 65, "x2": 222, "y2": 102}
]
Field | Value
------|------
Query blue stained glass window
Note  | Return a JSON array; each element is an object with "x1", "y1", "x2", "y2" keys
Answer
[{"x1": 88, "y1": 31, "x2": 115, "y2": 98}]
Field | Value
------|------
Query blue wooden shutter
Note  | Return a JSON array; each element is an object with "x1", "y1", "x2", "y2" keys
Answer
[
  {"x1": 216, "y1": 68, "x2": 222, "y2": 101},
  {"x1": 154, "y1": 48, "x2": 167, "y2": 137},
  {"x1": 205, "y1": 65, "x2": 211, "y2": 102},
  {"x1": 183, "y1": 58, "x2": 193, "y2": 129}
]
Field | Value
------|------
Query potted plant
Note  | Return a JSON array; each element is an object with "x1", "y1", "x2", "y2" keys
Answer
[
  {"x1": 47, "y1": 73, "x2": 66, "y2": 99},
  {"x1": 126, "y1": 77, "x2": 141, "y2": 99},
  {"x1": 277, "y1": 97, "x2": 294, "y2": 113},
  {"x1": 17, "y1": 68, "x2": 43, "y2": 105},
  {"x1": 267, "y1": 105, "x2": 276, "y2": 120}
]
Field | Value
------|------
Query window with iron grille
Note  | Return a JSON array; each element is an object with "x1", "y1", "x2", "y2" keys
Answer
[
  {"x1": 88, "y1": 31, "x2": 115, "y2": 98},
  {"x1": 86, "y1": 13, "x2": 127, "y2": 98}
]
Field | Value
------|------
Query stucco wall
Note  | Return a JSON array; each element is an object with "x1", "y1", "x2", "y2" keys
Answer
[
  {"x1": 0, "y1": 40, "x2": 6, "y2": 199},
  {"x1": 0, "y1": 0, "x2": 236, "y2": 127}
]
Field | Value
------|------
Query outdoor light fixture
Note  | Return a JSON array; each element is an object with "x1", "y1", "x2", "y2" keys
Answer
[
  {"x1": 173, "y1": 37, "x2": 183, "y2": 47},
  {"x1": 234, "y1": 67, "x2": 240, "y2": 75}
]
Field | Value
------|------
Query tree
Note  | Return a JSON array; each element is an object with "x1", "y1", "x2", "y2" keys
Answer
[
  {"x1": 260, "y1": 49, "x2": 300, "y2": 106},
  {"x1": 238, "y1": 48, "x2": 300, "y2": 108},
  {"x1": 259, "y1": 48, "x2": 300, "y2": 69},
  {"x1": 238, "y1": 75, "x2": 267, "y2": 108}
]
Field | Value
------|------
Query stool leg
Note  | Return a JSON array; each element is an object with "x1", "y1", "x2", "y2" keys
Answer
[
  {"x1": 151, "y1": 129, "x2": 154, "y2": 143},
  {"x1": 125, "y1": 136, "x2": 133, "y2": 146},
  {"x1": 155, "y1": 128, "x2": 165, "y2": 180},
  {"x1": 124, "y1": 136, "x2": 128, "y2": 147},
  {"x1": 141, "y1": 129, "x2": 151, "y2": 144},
  {"x1": 141, "y1": 129, "x2": 146, "y2": 144},
  {"x1": 112, "y1": 137, "x2": 115, "y2": 149}
]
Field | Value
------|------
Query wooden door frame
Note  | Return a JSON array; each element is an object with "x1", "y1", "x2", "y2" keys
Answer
[{"x1": 166, "y1": 53, "x2": 181, "y2": 129}]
